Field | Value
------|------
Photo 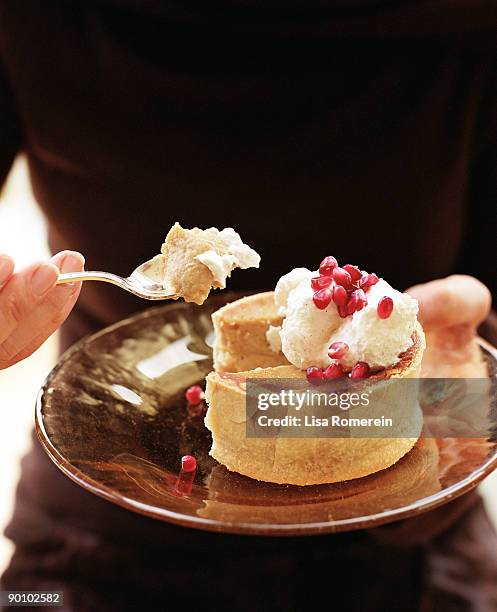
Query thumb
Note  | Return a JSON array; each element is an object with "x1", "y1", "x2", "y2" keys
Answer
[{"x1": 407, "y1": 275, "x2": 491, "y2": 332}]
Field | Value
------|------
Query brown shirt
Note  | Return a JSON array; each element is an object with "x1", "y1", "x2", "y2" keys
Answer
[
  {"x1": 0, "y1": 0, "x2": 496, "y2": 347},
  {"x1": 1, "y1": 1, "x2": 497, "y2": 610}
]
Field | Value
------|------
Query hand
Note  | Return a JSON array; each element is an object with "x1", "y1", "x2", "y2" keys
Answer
[
  {"x1": 407, "y1": 275, "x2": 492, "y2": 377},
  {"x1": 371, "y1": 275, "x2": 493, "y2": 546},
  {"x1": 0, "y1": 250, "x2": 84, "y2": 370}
]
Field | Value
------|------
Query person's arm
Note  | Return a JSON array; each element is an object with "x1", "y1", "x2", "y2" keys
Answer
[{"x1": 0, "y1": 61, "x2": 84, "y2": 370}]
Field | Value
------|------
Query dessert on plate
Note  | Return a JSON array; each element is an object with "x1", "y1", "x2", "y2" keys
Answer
[
  {"x1": 204, "y1": 256, "x2": 426, "y2": 485},
  {"x1": 157, "y1": 222, "x2": 260, "y2": 305}
]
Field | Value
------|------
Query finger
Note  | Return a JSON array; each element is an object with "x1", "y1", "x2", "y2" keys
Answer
[
  {"x1": 0, "y1": 254, "x2": 15, "y2": 291},
  {"x1": 0, "y1": 261, "x2": 59, "y2": 346},
  {"x1": 46, "y1": 250, "x2": 84, "y2": 324},
  {"x1": 50, "y1": 250, "x2": 85, "y2": 292},
  {"x1": 0, "y1": 252, "x2": 84, "y2": 368},
  {"x1": 407, "y1": 275, "x2": 492, "y2": 331}
]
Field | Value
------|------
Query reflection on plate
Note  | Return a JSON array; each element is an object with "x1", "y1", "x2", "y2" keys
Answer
[{"x1": 36, "y1": 294, "x2": 497, "y2": 535}]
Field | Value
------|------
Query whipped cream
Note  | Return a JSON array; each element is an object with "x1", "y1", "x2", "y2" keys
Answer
[
  {"x1": 195, "y1": 228, "x2": 260, "y2": 288},
  {"x1": 266, "y1": 325, "x2": 282, "y2": 353},
  {"x1": 273, "y1": 268, "x2": 418, "y2": 370}
]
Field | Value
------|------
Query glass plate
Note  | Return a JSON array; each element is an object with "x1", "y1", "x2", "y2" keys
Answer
[{"x1": 36, "y1": 293, "x2": 497, "y2": 535}]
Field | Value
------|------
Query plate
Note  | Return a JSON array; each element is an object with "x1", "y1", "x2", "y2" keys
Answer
[{"x1": 36, "y1": 293, "x2": 497, "y2": 536}]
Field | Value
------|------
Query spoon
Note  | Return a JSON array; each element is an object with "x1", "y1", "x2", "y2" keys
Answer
[{"x1": 56, "y1": 255, "x2": 178, "y2": 300}]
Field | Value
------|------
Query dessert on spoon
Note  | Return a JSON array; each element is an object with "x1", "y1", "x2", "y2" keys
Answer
[{"x1": 56, "y1": 222, "x2": 260, "y2": 302}]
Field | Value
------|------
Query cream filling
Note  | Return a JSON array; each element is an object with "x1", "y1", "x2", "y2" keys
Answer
[
  {"x1": 265, "y1": 325, "x2": 282, "y2": 353},
  {"x1": 194, "y1": 228, "x2": 260, "y2": 288}
]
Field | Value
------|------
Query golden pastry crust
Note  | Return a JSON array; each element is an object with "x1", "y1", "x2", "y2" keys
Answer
[
  {"x1": 205, "y1": 367, "x2": 424, "y2": 485},
  {"x1": 206, "y1": 291, "x2": 426, "y2": 485},
  {"x1": 160, "y1": 223, "x2": 230, "y2": 305}
]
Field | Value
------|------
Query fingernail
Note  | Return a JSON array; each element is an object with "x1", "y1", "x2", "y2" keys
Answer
[
  {"x1": 60, "y1": 252, "x2": 84, "y2": 273},
  {"x1": 0, "y1": 255, "x2": 13, "y2": 286},
  {"x1": 31, "y1": 264, "x2": 58, "y2": 297}
]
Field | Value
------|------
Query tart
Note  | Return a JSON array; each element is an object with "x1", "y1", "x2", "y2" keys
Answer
[
  {"x1": 205, "y1": 295, "x2": 425, "y2": 485},
  {"x1": 204, "y1": 257, "x2": 427, "y2": 485}
]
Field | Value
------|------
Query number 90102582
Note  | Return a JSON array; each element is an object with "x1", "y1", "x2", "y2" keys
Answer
[{"x1": 0, "y1": 591, "x2": 63, "y2": 607}]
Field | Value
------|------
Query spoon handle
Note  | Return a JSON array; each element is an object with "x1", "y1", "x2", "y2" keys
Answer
[
  {"x1": 57, "y1": 270, "x2": 176, "y2": 300},
  {"x1": 57, "y1": 271, "x2": 127, "y2": 289}
]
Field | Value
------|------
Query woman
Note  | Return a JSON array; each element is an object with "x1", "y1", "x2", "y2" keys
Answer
[{"x1": 0, "y1": 1, "x2": 496, "y2": 609}]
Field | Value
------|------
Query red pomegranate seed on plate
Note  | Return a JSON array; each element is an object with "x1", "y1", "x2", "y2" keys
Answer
[
  {"x1": 306, "y1": 366, "x2": 324, "y2": 385},
  {"x1": 337, "y1": 304, "x2": 349, "y2": 318},
  {"x1": 313, "y1": 288, "x2": 333, "y2": 310},
  {"x1": 311, "y1": 275, "x2": 332, "y2": 291},
  {"x1": 175, "y1": 473, "x2": 195, "y2": 496},
  {"x1": 343, "y1": 264, "x2": 362, "y2": 283},
  {"x1": 319, "y1": 256, "x2": 338, "y2": 276},
  {"x1": 360, "y1": 273, "x2": 379, "y2": 289},
  {"x1": 332, "y1": 284, "x2": 348, "y2": 307},
  {"x1": 185, "y1": 385, "x2": 204, "y2": 405},
  {"x1": 328, "y1": 341, "x2": 349, "y2": 359},
  {"x1": 350, "y1": 362, "x2": 370, "y2": 378},
  {"x1": 323, "y1": 363, "x2": 345, "y2": 379},
  {"x1": 332, "y1": 267, "x2": 353, "y2": 289},
  {"x1": 377, "y1": 296, "x2": 394, "y2": 319},
  {"x1": 181, "y1": 455, "x2": 197, "y2": 472}
]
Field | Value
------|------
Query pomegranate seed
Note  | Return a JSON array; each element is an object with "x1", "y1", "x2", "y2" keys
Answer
[
  {"x1": 360, "y1": 273, "x2": 379, "y2": 289},
  {"x1": 347, "y1": 290, "x2": 367, "y2": 314},
  {"x1": 332, "y1": 267, "x2": 353, "y2": 289},
  {"x1": 337, "y1": 304, "x2": 349, "y2": 318},
  {"x1": 343, "y1": 264, "x2": 362, "y2": 283},
  {"x1": 306, "y1": 366, "x2": 324, "y2": 385},
  {"x1": 346, "y1": 292, "x2": 358, "y2": 315},
  {"x1": 332, "y1": 284, "x2": 348, "y2": 307},
  {"x1": 328, "y1": 342, "x2": 349, "y2": 359},
  {"x1": 313, "y1": 288, "x2": 333, "y2": 310},
  {"x1": 350, "y1": 362, "x2": 370, "y2": 378},
  {"x1": 319, "y1": 256, "x2": 338, "y2": 276},
  {"x1": 323, "y1": 363, "x2": 344, "y2": 379},
  {"x1": 353, "y1": 288, "x2": 368, "y2": 311},
  {"x1": 377, "y1": 296, "x2": 394, "y2": 319},
  {"x1": 181, "y1": 455, "x2": 197, "y2": 472},
  {"x1": 174, "y1": 462, "x2": 196, "y2": 496},
  {"x1": 185, "y1": 385, "x2": 204, "y2": 405},
  {"x1": 311, "y1": 275, "x2": 332, "y2": 291}
]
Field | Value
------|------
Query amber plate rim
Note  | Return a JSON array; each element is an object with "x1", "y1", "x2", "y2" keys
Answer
[{"x1": 35, "y1": 302, "x2": 497, "y2": 536}]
